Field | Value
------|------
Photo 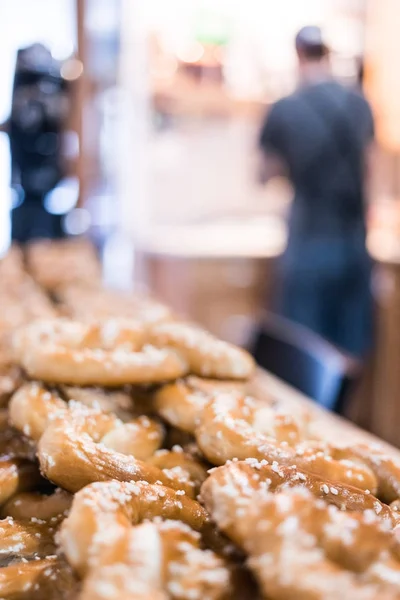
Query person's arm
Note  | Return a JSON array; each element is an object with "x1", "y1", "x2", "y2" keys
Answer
[
  {"x1": 257, "y1": 101, "x2": 286, "y2": 185},
  {"x1": 257, "y1": 149, "x2": 285, "y2": 184}
]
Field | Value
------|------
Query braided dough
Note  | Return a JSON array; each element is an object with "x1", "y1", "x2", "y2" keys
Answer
[
  {"x1": 10, "y1": 383, "x2": 202, "y2": 497},
  {"x1": 13, "y1": 318, "x2": 255, "y2": 386},
  {"x1": 80, "y1": 520, "x2": 233, "y2": 600},
  {"x1": 13, "y1": 320, "x2": 187, "y2": 386},
  {"x1": 155, "y1": 385, "x2": 378, "y2": 494},
  {"x1": 202, "y1": 463, "x2": 400, "y2": 600},
  {"x1": 0, "y1": 556, "x2": 78, "y2": 600},
  {"x1": 60, "y1": 480, "x2": 224, "y2": 577}
]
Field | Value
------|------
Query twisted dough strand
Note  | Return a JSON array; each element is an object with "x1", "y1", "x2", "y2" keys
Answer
[{"x1": 202, "y1": 464, "x2": 400, "y2": 600}]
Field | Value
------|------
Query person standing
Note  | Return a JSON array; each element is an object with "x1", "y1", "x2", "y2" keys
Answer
[{"x1": 258, "y1": 26, "x2": 375, "y2": 358}]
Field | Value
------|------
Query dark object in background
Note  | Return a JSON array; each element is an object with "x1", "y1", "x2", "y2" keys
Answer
[
  {"x1": 250, "y1": 312, "x2": 360, "y2": 413},
  {"x1": 9, "y1": 44, "x2": 71, "y2": 242}
]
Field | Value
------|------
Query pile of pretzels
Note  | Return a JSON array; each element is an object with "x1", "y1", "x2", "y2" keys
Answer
[{"x1": 1, "y1": 240, "x2": 400, "y2": 599}]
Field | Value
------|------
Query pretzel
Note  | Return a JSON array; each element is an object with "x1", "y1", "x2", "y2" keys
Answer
[
  {"x1": 100, "y1": 416, "x2": 164, "y2": 460},
  {"x1": 0, "y1": 556, "x2": 78, "y2": 599},
  {"x1": 204, "y1": 480, "x2": 400, "y2": 600},
  {"x1": 26, "y1": 238, "x2": 101, "y2": 291},
  {"x1": 201, "y1": 460, "x2": 396, "y2": 530},
  {"x1": 147, "y1": 448, "x2": 208, "y2": 495},
  {"x1": 329, "y1": 444, "x2": 400, "y2": 504},
  {"x1": 0, "y1": 358, "x2": 21, "y2": 407},
  {"x1": 58, "y1": 283, "x2": 172, "y2": 324},
  {"x1": 0, "y1": 516, "x2": 57, "y2": 558},
  {"x1": 0, "y1": 459, "x2": 43, "y2": 506},
  {"x1": 192, "y1": 393, "x2": 377, "y2": 493},
  {"x1": 2, "y1": 489, "x2": 72, "y2": 522},
  {"x1": 80, "y1": 520, "x2": 233, "y2": 600},
  {"x1": 13, "y1": 319, "x2": 188, "y2": 386},
  {"x1": 60, "y1": 480, "x2": 224, "y2": 578},
  {"x1": 10, "y1": 382, "x2": 162, "y2": 456},
  {"x1": 9, "y1": 383, "x2": 66, "y2": 442},
  {"x1": 153, "y1": 377, "x2": 250, "y2": 435},
  {"x1": 61, "y1": 385, "x2": 150, "y2": 421},
  {"x1": 39, "y1": 406, "x2": 198, "y2": 495},
  {"x1": 0, "y1": 422, "x2": 36, "y2": 463},
  {"x1": 10, "y1": 383, "x2": 202, "y2": 497},
  {"x1": 149, "y1": 321, "x2": 255, "y2": 380},
  {"x1": 153, "y1": 379, "x2": 211, "y2": 434}
]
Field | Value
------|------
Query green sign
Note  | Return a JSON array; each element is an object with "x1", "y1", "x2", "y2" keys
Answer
[{"x1": 194, "y1": 8, "x2": 232, "y2": 46}]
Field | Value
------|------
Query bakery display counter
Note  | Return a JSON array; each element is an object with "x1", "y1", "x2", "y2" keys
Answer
[{"x1": 1, "y1": 239, "x2": 400, "y2": 598}]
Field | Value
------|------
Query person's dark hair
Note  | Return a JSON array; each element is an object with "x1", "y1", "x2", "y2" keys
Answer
[{"x1": 295, "y1": 26, "x2": 328, "y2": 60}]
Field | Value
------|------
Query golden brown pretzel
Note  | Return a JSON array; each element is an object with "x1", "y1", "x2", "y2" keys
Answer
[
  {"x1": 58, "y1": 283, "x2": 172, "y2": 325},
  {"x1": 0, "y1": 459, "x2": 43, "y2": 506},
  {"x1": 0, "y1": 516, "x2": 57, "y2": 558},
  {"x1": 13, "y1": 319, "x2": 188, "y2": 386},
  {"x1": 155, "y1": 382, "x2": 304, "y2": 444},
  {"x1": 26, "y1": 237, "x2": 101, "y2": 292},
  {"x1": 201, "y1": 460, "x2": 396, "y2": 530},
  {"x1": 61, "y1": 385, "x2": 149, "y2": 421},
  {"x1": 9, "y1": 383, "x2": 66, "y2": 442},
  {"x1": 202, "y1": 471, "x2": 400, "y2": 600},
  {"x1": 153, "y1": 379, "x2": 210, "y2": 434},
  {"x1": 10, "y1": 383, "x2": 199, "y2": 496},
  {"x1": 2, "y1": 489, "x2": 72, "y2": 522},
  {"x1": 10, "y1": 382, "x2": 163, "y2": 460},
  {"x1": 80, "y1": 520, "x2": 233, "y2": 600},
  {"x1": 60, "y1": 480, "x2": 222, "y2": 578},
  {"x1": 0, "y1": 556, "x2": 78, "y2": 600},
  {"x1": 193, "y1": 393, "x2": 377, "y2": 493},
  {"x1": 100, "y1": 415, "x2": 164, "y2": 460},
  {"x1": 38, "y1": 407, "x2": 194, "y2": 495},
  {"x1": 149, "y1": 321, "x2": 255, "y2": 380},
  {"x1": 14, "y1": 317, "x2": 254, "y2": 386},
  {"x1": 147, "y1": 448, "x2": 208, "y2": 496},
  {"x1": 330, "y1": 444, "x2": 400, "y2": 504},
  {"x1": 0, "y1": 419, "x2": 36, "y2": 463}
]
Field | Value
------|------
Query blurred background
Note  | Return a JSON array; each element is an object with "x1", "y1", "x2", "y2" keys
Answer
[{"x1": 2, "y1": 0, "x2": 400, "y2": 440}]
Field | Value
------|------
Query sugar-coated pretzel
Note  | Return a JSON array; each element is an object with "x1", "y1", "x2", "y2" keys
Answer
[
  {"x1": 204, "y1": 481, "x2": 400, "y2": 600},
  {"x1": 38, "y1": 407, "x2": 195, "y2": 495},
  {"x1": 147, "y1": 448, "x2": 208, "y2": 495},
  {"x1": 14, "y1": 317, "x2": 255, "y2": 386},
  {"x1": 61, "y1": 385, "x2": 150, "y2": 422},
  {"x1": 100, "y1": 415, "x2": 164, "y2": 460},
  {"x1": 0, "y1": 421, "x2": 36, "y2": 463},
  {"x1": 9, "y1": 383, "x2": 66, "y2": 442},
  {"x1": 60, "y1": 480, "x2": 224, "y2": 578},
  {"x1": 80, "y1": 520, "x2": 233, "y2": 600},
  {"x1": 153, "y1": 379, "x2": 210, "y2": 434},
  {"x1": 155, "y1": 382, "x2": 304, "y2": 444},
  {"x1": 0, "y1": 556, "x2": 78, "y2": 600},
  {"x1": 0, "y1": 459, "x2": 43, "y2": 506},
  {"x1": 10, "y1": 384, "x2": 199, "y2": 496},
  {"x1": 149, "y1": 321, "x2": 255, "y2": 380},
  {"x1": 0, "y1": 516, "x2": 57, "y2": 558},
  {"x1": 330, "y1": 444, "x2": 400, "y2": 504},
  {"x1": 58, "y1": 283, "x2": 172, "y2": 325},
  {"x1": 238, "y1": 488, "x2": 400, "y2": 600},
  {"x1": 201, "y1": 460, "x2": 396, "y2": 532},
  {"x1": 13, "y1": 319, "x2": 188, "y2": 386},
  {"x1": 10, "y1": 382, "x2": 163, "y2": 460},
  {"x1": 193, "y1": 393, "x2": 377, "y2": 493},
  {"x1": 2, "y1": 489, "x2": 72, "y2": 522}
]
